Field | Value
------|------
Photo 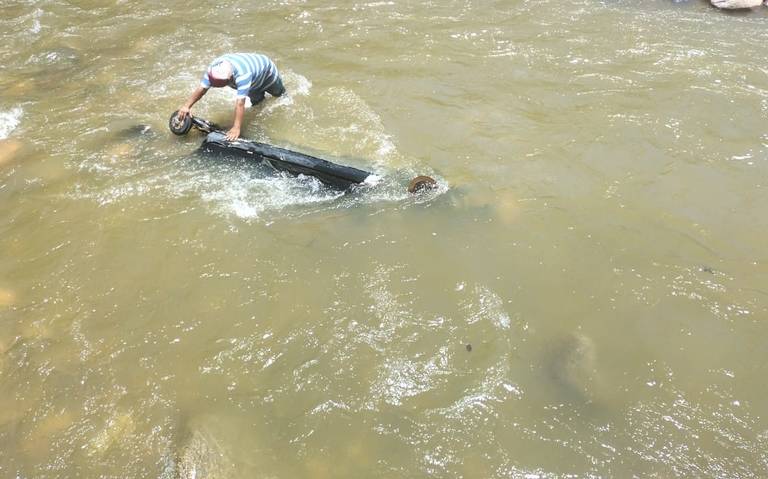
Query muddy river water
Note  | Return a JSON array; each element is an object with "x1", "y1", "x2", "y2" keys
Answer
[{"x1": 1, "y1": 0, "x2": 768, "y2": 477}]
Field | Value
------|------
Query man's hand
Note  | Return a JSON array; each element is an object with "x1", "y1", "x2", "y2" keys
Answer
[
  {"x1": 228, "y1": 98, "x2": 246, "y2": 141},
  {"x1": 226, "y1": 126, "x2": 241, "y2": 141},
  {"x1": 178, "y1": 87, "x2": 208, "y2": 120},
  {"x1": 177, "y1": 106, "x2": 191, "y2": 120}
]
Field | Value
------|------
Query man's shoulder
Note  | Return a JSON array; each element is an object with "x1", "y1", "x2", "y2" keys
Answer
[
  {"x1": 228, "y1": 52, "x2": 265, "y2": 59},
  {"x1": 231, "y1": 53, "x2": 272, "y2": 62}
]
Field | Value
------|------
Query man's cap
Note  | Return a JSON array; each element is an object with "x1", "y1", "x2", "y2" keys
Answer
[{"x1": 207, "y1": 60, "x2": 233, "y2": 87}]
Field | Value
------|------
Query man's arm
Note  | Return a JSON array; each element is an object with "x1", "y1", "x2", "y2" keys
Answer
[
  {"x1": 226, "y1": 98, "x2": 246, "y2": 141},
  {"x1": 178, "y1": 86, "x2": 208, "y2": 120}
]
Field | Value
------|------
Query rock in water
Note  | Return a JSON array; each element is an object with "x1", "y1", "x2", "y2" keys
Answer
[
  {"x1": 175, "y1": 429, "x2": 228, "y2": 479},
  {"x1": 106, "y1": 143, "x2": 135, "y2": 158},
  {"x1": 119, "y1": 124, "x2": 154, "y2": 139},
  {"x1": 172, "y1": 414, "x2": 239, "y2": 479},
  {"x1": 30, "y1": 47, "x2": 80, "y2": 71},
  {"x1": 547, "y1": 332, "x2": 599, "y2": 403},
  {"x1": 88, "y1": 411, "x2": 135, "y2": 457},
  {"x1": 0, "y1": 140, "x2": 23, "y2": 166},
  {"x1": 0, "y1": 287, "x2": 16, "y2": 307},
  {"x1": 711, "y1": 0, "x2": 762, "y2": 8},
  {"x1": 22, "y1": 409, "x2": 75, "y2": 459},
  {"x1": 109, "y1": 119, "x2": 155, "y2": 140}
]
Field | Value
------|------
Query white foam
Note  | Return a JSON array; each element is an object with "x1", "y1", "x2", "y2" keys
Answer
[
  {"x1": 30, "y1": 8, "x2": 42, "y2": 34},
  {"x1": 321, "y1": 87, "x2": 398, "y2": 167},
  {"x1": 461, "y1": 284, "x2": 512, "y2": 330},
  {"x1": 284, "y1": 71, "x2": 312, "y2": 97},
  {"x1": 195, "y1": 170, "x2": 344, "y2": 220},
  {"x1": 363, "y1": 174, "x2": 381, "y2": 186},
  {"x1": 261, "y1": 71, "x2": 312, "y2": 113},
  {"x1": 376, "y1": 136, "x2": 396, "y2": 157},
  {"x1": 0, "y1": 107, "x2": 22, "y2": 139}
]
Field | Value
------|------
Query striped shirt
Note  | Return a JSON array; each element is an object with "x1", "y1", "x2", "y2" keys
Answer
[{"x1": 200, "y1": 53, "x2": 279, "y2": 98}]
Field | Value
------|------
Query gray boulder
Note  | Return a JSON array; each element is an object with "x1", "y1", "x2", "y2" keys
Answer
[{"x1": 711, "y1": 0, "x2": 762, "y2": 8}]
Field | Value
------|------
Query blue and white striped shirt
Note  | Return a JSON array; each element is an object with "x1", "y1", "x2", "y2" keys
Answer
[{"x1": 200, "y1": 53, "x2": 279, "y2": 98}]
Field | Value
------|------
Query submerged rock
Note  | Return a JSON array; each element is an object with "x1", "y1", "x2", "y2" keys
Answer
[
  {"x1": 711, "y1": 0, "x2": 762, "y2": 8},
  {"x1": 88, "y1": 411, "x2": 135, "y2": 457},
  {"x1": 171, "y1": 411, "x2": 279, "y2": 478},
  {"x1": 0, "y1": 140, "x2": 23, "y2": 166},
  {"x1": 102, "y1": 123, "x2": 155, "y2": 159},
  {"x1": 23, "y1": 47, "x2": 81, "y2": 91},
  {"x1": 120, "y1": 124, "x2": 154, "y2": 138},
  {"x1": 0, "y1": 287, "x2": 16, "y2": 307},
  {"x1": 174, "y1": 428, "x2": 229, "y2": 479},
  {"x1": 5, "y1": 81, "x2": 34, "y2": 98},
  {"x1": 23, "y1": 409, "x2": 75, "y2": 458},
  {"x1": 492, "y1": 190, "x2": 520, "y2": 225},
  {"x1": 452, "y1": 186, "x2": 521, "y2": 225},
  {"x1": 0, "y1": 332, "x2": 15, "y2": 354},
  {"x1": 0, "y1": 395, "x2": 24, "y2": 428},
  {"x1": 547, "y1": 332, "x2": 599, "y2": 403},
  {"x1": 106, "y1": 143, "x2": 135, "y2": 158},
  {"x1": 304, "y1": 455, "x2": 334, "y2": 479},
  {"x1": 172, "y1": 413, "x2": 241, "y2": 479},
  {"x1": 29, "y1": 47, "x2": 80, "y2": 71},
  {"x1": 131, "y1": 38, "x2": 154, "y2": 54},
  {"x1": 19, "y1": 319, "x2": 52, "y2": 342}
]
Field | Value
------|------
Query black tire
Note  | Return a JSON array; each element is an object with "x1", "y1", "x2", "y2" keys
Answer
[{"x1": 168, "y1": 110, "x2": 193, "y2": 135}]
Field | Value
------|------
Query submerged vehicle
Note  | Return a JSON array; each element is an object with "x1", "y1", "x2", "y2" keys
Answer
[{"x1": 169, "y1": 111, "x2": 437, "y2": 192}]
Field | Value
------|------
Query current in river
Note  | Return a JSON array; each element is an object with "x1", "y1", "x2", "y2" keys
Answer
[{"x1": 1, "y1": 1, "x2": 767, "y2": 477}]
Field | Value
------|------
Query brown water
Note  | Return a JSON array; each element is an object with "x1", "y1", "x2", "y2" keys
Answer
[{"x1": 2, "y1": 1, "x2": 768, "y2": 477}]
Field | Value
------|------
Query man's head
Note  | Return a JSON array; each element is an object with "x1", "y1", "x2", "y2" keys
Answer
[{"x1": 207, "y1": 60, "x2": 233, "y2": 88}]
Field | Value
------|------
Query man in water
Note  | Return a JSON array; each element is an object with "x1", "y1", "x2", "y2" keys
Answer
[{"x1": 177, "y1": 53, "x2": 286, "y2": 141}]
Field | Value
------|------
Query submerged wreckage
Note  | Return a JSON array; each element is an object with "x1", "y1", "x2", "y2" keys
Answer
[{"x1": 169, "y1": 111, "x2": 437, "y2": 193}]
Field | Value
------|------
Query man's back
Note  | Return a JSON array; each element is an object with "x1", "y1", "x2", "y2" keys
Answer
[{"x1": 201, "y1": 53, "x2": 278, "y2": 98}]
